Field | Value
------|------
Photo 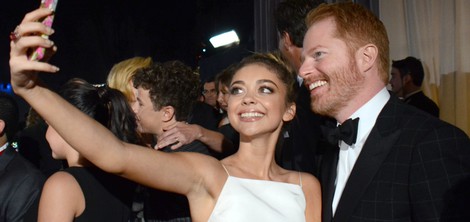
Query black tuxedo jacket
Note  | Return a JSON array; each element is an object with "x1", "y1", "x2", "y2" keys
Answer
[
  {"x1": 405, "y1": 91, "x2": 440, "y2": 118},
  {"x1": 0, "y1": 145, "x2": 45, "y2": 222},
  {"x1": 277, "y1": 83, "x2": 331, "y2": 176},
  {"x1": 320, "y1": 94, "x2": 470, "y2": 222}
]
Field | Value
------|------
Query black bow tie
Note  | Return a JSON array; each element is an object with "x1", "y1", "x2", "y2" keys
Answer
[{"x1": 322, "y1": 118, "x2": 359, "y2": 146}]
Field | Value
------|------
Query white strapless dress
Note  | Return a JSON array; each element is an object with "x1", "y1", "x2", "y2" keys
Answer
[{"x1": 207, "y1": 174, "x2": 306, "y2": 222}]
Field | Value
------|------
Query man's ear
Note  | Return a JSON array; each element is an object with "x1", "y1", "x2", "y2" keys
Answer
[
  {"x1": 282, "y1": 103, "x2": 296, "y2": 122},
  {"x1": 162, "y1": 106, "x2": 176, "y2": 122},
  {"x1": 281, "y1": 32, "x2": 294, "y2": 48},
  {"x1": 357, "y1": 44, "x2": 378, "y2": 73},
  {"x1": 402, "y1": 74, "x2": 412, "y2": 85}
]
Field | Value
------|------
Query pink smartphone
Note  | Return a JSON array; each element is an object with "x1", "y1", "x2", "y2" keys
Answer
[{"x1": 28, "y1": 0, "x2": 59, "y2": 61}]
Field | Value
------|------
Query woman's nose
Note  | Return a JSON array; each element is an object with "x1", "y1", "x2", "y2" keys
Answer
[{"x1": 241, "y1": 92, "x2": 256, "y2": 105}]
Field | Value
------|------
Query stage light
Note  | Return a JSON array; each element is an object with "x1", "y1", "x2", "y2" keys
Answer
[
  {"x1": 0, "y1": 83, "x2": 13, "y2": 94},
  {"x1": 209, "y1": 30, "x2": 239, "y2": 48}
]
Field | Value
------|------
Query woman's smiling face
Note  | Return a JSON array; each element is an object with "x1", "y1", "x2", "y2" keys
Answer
[{"x1": 228, "y1": 63, "x2": 294, "y2": 138}]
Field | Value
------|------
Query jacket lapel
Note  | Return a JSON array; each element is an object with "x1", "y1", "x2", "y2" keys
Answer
[
  {"x1": 0, "y1": 145, "x2": 16, "y2": 177},
  {"x1": 320, "y1": 145, "x2": 339, "y2": 222},
  {"x1": 333, "y1": 95, "x2": 403, "y2": 221}
]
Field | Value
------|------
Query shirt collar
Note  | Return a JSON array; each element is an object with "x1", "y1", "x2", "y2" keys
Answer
[
  {"x1": 348, "y1": 87, "x2": 390, "y2": 146},
  {"x1": 0, "y1": 142, "x2": 9, "y2": 156},
  {"x1": 404, "y1": 89, "x2": 422, "y2": 100}
]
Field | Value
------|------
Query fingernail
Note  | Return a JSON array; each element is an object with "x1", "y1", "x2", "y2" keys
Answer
[
  {"x1": 46, "y1": 40, "x2": 54, "y2": 46},
  {"x1": 46, "y1": 27, "x2": 55, "y2": 35},
  {"x1": 52, "y1": 66, "x2": 60, "y2": 72}
]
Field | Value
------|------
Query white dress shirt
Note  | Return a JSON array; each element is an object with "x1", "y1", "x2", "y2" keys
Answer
[{"x1": 332, "y1": 87, "x2": 390, "y2": 214}]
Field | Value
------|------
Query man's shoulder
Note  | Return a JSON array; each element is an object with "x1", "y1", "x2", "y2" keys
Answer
[
  {"x1": 163, "y1": 140, "x2": 210, "y2": 156},
  {"x1": 182, "y1": 140, "x2": 210, "y2": 155},
  {"x1": 2, "y1": 149, "x2": 45, "y2": 183},
  {"x1": 406, "y1": 91, "x2": 439, "y2": 111},
  {"x1": 378, "y1": 97, "x2": 468, "y2": 143},
  {"x1": 0, "y1": 148, "x2": 45, "y2": 209}
]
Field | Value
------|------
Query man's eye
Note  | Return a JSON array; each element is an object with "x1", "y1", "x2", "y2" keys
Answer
[
  {"x1": 203, "y1": 89, "x2": 217, "y2": 95},
  {"x1": 313, "y1": 51, "x2": 324, "y2": 60}
]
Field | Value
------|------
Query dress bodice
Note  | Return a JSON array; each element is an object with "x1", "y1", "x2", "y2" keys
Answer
[{"x1": 208, "y1": 174, "x2": 306, "y2": 222}]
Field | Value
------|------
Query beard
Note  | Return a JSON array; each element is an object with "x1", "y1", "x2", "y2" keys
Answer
[{"x1": 311, "y1": 60, "x2": 364, "y2": 117}]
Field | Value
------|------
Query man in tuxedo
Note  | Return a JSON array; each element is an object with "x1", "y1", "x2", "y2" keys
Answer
[
  {"x1": 0, "y1": 92, "x2": 45, "y2": 221},
  {"x1": 299, "y1": 2, "x2": 470, "y2": 221},
  {"x1": 274, "y1": 0, "x2": 328, "y2": 176},
  {"x1": 389, "y1": 56, "x2": 440, "y2": 117}
]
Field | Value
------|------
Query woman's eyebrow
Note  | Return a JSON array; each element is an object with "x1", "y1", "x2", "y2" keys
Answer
[{"x1": 257, "y1": 79, "x2": 279, "y2": 88}]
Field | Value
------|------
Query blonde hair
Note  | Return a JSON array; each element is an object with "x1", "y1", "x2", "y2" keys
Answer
[{"x1": 106, "y1": 57, "x2": 153, "y2": 102}]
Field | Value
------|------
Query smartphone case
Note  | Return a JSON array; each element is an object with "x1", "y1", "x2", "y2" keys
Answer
[{"x1": 28, "y1": 0, "x2": 58, "y2": 61}]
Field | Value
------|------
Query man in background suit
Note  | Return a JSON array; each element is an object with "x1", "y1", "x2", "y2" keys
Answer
[
  {"x1": 299, "y1": 2, "x2": 470, "y2": 221},
  {"x1": 274, "y1": 0, "x2": 328, "y2": 176},
  {"x1": 131, "y1": 61, "x2": 210, "y2": 222},
  {"x1": 390, "y1": 56, "x2": 440, "y2": 117}
]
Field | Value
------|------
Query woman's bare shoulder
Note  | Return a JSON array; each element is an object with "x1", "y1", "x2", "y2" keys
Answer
[
  {"x1": 39, "y1": 171, "x2": 85, "y2": 220},
  {"x1": 43, "y1": 171, "x2": 82, "y2": 194}
]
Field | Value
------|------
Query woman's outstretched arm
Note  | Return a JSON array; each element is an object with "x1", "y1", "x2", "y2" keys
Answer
[{"x1": 9, "y1": 8, "x2": 223, "y2": 197}]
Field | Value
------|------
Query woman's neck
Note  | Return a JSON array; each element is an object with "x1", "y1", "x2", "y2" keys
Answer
[{"x1": 232, "y1": 138, "x2": 279, "y2": 177}]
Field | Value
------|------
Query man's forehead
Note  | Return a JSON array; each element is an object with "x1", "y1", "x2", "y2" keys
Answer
[
  {"x1": 136, "y1": 86, "x2": 149, "y2": 92},
  {"x1": 136, "y1": 87, "x2": 150, "y2": 98},
  {"x1": 307, "y1": 17, "x2": 336, "y2": 35},
  {"x1": 303, "y1": 18, "x2": 337, "y2": 47},
  {"x1": 204, "y1": 82, "x2": 215, "y2": 88}
]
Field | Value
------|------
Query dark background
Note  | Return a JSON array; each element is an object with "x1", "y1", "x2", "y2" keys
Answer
[
  {"x1": 1, "y1": 0, "x2": 254, "y2": 90},
  {"x1": 0, "y1": 0, "x2": 256, "y2": 121}
]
